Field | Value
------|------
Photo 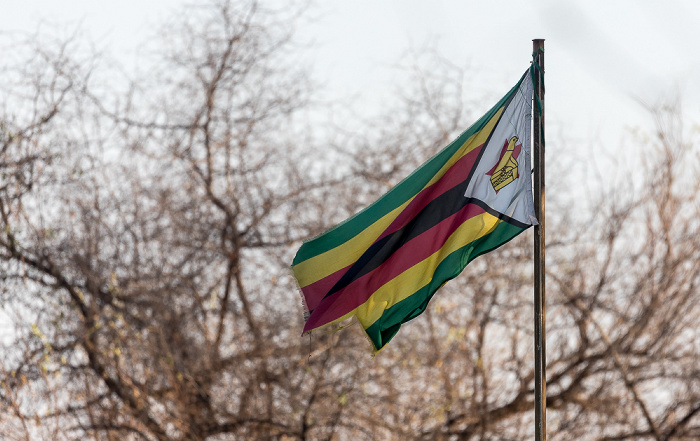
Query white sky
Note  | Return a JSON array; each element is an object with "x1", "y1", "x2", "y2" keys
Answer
[{"x1": 4, "y1": 0, "x2": 700, "y2": 156}]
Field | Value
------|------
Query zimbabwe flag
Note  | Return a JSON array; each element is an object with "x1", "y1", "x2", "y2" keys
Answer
[{"x1": 293, "y1": 69, "x2": 538, "y2": 353}]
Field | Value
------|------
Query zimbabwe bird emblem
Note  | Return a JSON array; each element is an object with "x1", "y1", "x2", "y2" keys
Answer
[{"x1": 486, "y1": 136, "x2": 522, "y2": 192}]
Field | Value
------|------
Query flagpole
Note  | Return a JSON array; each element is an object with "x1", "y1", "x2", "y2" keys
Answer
[{"x1": 532, "y1": 39, "x2": 546, "y2": 441}]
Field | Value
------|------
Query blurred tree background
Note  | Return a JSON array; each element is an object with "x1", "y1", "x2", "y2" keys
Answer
[{"x1": 0, "y1": 1, "x2": 698, "y2": 440}]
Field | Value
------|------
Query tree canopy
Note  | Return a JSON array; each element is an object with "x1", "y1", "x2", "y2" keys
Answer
[{"x1": 1, "y1": 1, "x2": 699, "y2": 440}]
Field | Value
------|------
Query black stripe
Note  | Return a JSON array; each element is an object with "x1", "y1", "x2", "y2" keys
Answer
[
  {"x1": 315, "y1": 191, "x2": 530, "y2": 308},
  {"x1": 466, "y1": 198, "x2": 531, "y2": 230},
  {"x1": 318, "y1": 181, "x2": 488, "y2": 306}
]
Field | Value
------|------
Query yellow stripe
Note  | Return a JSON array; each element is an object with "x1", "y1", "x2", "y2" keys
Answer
[
  {"x1": 354, "y1": 212, "x2": 500, "y2": 329},
  {"x1": 302, "y1": 210, "x2": 499, "y2": 333},
  {"x1": 292, "y1": 109, "x2": 504, "y2": 288},
  {"x1": 424, "y1": 107, "x2": 504, "y2": 188},
  {"x1": 293, "y1": 199, "x2": 411, "y2": 287}
]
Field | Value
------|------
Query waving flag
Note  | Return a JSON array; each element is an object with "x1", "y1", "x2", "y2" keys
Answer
[{"x1": 293, "y1": 69, "x2": 537, "y2": 353}]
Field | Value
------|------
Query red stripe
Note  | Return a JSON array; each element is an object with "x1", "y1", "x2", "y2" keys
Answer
[
  {"x1": 301, "y1": 145, "x2": 483, "y2": 321},
  {"x1": 301, "y1": 263, "x2": 351, "y2": 311},
  {"x1": 375, "y1": 145, "x2": 483, "y2": 242},
  {"x1": 303, "y1": 203, "x2": 489, "y2": 332}
]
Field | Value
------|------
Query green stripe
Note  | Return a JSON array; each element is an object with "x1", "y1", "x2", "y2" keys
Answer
[
  {"x1": 293, "y1": 75, "x2": 526, "y2": 266},
  {"x1": 364, "y1": 220, "x2": 528, "y2": 351}
]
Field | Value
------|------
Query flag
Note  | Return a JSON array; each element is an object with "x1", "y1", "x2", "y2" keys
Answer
[{"x1": 292, "y1": 68, "x2": 538, "y2": 353}]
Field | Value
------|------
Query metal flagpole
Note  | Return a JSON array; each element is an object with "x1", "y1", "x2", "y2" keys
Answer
[{"x1": 532, "y1": 38, "x2": 546, "y2": 441}]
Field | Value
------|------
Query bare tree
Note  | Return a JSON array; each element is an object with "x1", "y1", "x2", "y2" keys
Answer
[
  {"x1": 0, "y1": 1, "x2": 361, "y2": 440},
  {"x1": 1, "y1": 2, "x2": 699, "y2": 440}
]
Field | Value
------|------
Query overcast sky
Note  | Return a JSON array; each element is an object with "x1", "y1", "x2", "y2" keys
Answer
[{"x1": 4, "y1": 0, "x2": 700, "y2": 154}]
